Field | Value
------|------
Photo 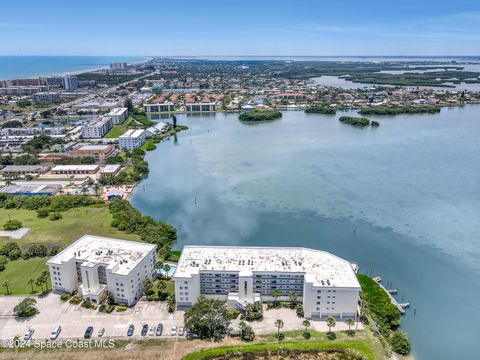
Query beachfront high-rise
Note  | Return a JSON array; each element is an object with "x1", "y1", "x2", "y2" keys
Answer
[{"x1": 172, "y1": 246, "x2": 360, "y2": 319}]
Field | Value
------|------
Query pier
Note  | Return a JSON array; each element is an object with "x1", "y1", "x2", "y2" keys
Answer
[{"x1": 374, "y1": 277, "x2": 407, "y2": 314}]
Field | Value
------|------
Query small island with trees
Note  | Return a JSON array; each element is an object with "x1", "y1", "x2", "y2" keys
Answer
[
  {"x1": 239, "y1": 109, "x2": 282, "y2": 122},
  {"x1": 305, "y1": 106, "x2": 336, "y2": 115},
  {"x1": 359, "y1": 105, "x2": 441, "y2": 116},
  {"x1": 339, "y1": 116, "x2": 380, "y2": 128}
]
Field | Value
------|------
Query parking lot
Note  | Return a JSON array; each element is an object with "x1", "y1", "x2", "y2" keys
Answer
[
  {"x1": 0, "y1": 294, "x2": 362, "y2": 341},
  {"x1": 0, "y1": 294, "x2": 185, "y2": 341}
]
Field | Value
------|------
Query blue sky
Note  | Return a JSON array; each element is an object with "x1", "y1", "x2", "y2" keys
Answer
[{"x1": 1, "y1": 0, "x2": 479, "y2": 56}]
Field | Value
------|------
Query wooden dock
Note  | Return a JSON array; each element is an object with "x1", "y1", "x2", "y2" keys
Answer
[{"x1": 375, "y1": 278, "x2": 406, "y2": 314}]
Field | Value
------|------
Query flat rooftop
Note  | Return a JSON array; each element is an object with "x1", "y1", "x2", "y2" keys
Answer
[
  {"x1": 0, "y1": 183, "x2": 62, "y2": 194},
  {"x1": 174, "y1": 246, "x2": 360, "y2": 289},
  {"x1": 48, "y1": 235, "x2": 156, "y2": 276},
  {"x1": 51, "y1": 165, "x2": 99, "y2": 171},
  {"x1": 0, "y1": 165, "x2": 50, "y2": 172},
  {"x1": 119, "y1": 129, "x2": 145, "y2": 139},
  {"x1": 108, "y1": 107, "x2": 128, "y2": 116},
  {"x1": 75, "y1": 144, "x2": 113, "y2": 152}
]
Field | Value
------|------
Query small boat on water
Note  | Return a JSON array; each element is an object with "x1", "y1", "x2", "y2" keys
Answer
[
  {"x1": 372, "y1": 276, "x2": 382, "y2": 283},
  {"x1": 399, "y1": 302, "x2": 410, "y2": 309},
  {"x1": 387, "y1": 289, "x2": 398, "y2": 294}
]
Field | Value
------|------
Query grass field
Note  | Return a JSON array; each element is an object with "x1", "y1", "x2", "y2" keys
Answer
[
  {"x1": 104, "y1": 125, "x2": 128, "y2": 138},
  {"x1": 0, "y1": 258, "x2": 48, "y2": 295},
  {"x1": 0, "y1": 206, "x2": 140, "y2": 247},
  {"x1": 183, "y1": 339, "x2": 376, "y2": 360},
  {"x1": 103, "y1": 116, "x2": 133, "y2": 138}
]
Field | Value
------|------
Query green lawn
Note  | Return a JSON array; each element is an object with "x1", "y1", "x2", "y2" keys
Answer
[
  {"x1": 0, "y1": 258, "x2": 48, "y2": 295},
  {"x1": 0, "y1": 206, "x2": 139, "y2": 247},
  {"x1": 104, "y1": 125, "x2": 128, "y2": 138},
  {"x1": 183, "y1": 339, "x2": 376, "y2": 360}
]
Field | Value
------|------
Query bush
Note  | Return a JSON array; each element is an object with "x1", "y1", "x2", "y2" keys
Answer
[
  {"x1": 0, "y1": 255, "x2": 6, "y2": 271},
  {"x1": 3, "y1": 219, "x2": 22, "y2": 231},
  {"x1": 36, "y1": 208, "x2": 50, "y2": 218},
  {"x1": 48, "y1": 245, "x2": 62, "y2": 256},
  {"x1": 14, "y1": 298, "x2": 37, "y2": 318},
  {"x1": 49, "y1": 212, "x2": 62, "y2": 221},
  {"x1": 296, "y1": 304, "x2": 304, "y2": 318},
  {"x1": 99, "y1": 304, "x2": 115, "y2": 313},
  {"x1": 81, "y1": 299, "x2": 93, "y2": 309},
  {"x1": 239, "y1": 321, "x2": 255, "y2": 342},
  {"x1": 60, "y1": 292, "x2": 70, "y2": 301},
  {"x1": 245, "y1": 301, "x2": 263, "y2": 321},
  {"x1": 69, "y1": 294, "x2": 82, "y2": 304},
  {"x1": 116, "y1": 305, "x2": 127, "y2": 312},
  {"x1": 226, "y1": 309, "x2": 240, "y2": 320},
  {"x1": 389, "y1": 330, "x2": 411, "y2": 355},
  {"x1": 23, "y1": 244, "x2": 48, "y2": 259},
  {"x1": 0, "y1": 242, "x2": 22, "y2": 260}
]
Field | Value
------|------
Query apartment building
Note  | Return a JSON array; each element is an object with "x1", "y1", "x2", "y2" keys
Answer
[
  {"x1": 108, "y1": 107, "x2": 129, "y2": 125},
  {"x1": 144, "y1": 102, "x2": 175, "y2": 113},
  {"x1": 69, "y1": 144, "x2": 116, "y2": 163},
  {"x1": 185, "y1": 102, "x2": 216, "y2": 112},
  {"x1": 82, "y1": 116, "x2": 113, "y2": 138},
  {"x1": 173, "y1": 246, "x2": 360, "y2": 319},
  {"x1": 47, "y1": 235, "x2": 157, "y2": 306},
  {"x1": 62, "y1": 76, "x2": 78, "y2": 91},
  {"x1": 118, "y1": 129, "x2": 145, "y2": 150}
]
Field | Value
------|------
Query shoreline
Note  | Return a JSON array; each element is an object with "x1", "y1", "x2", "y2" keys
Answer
[{"x1": 0, "y1": 56, "x2": 152, "y2": 81}]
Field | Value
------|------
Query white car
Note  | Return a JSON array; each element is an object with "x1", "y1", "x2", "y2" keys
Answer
[
  {"x1": 50, "y1": 325, "x2": 61, "y2": 340},
  {"x1": 170, "y1": 325, "x2": 177, "y2": 336},
  {"x1": 23, "y1": 328, "x2": 34, "y2": 340},
  {"x1": 178, "y1": 327, "x2": 185, "y2": 336},
  {"x1": 148, "y1": 325, "x2": 155, "y2": 336}
]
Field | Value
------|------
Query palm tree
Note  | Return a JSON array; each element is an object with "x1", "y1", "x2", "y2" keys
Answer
[
  {"x1": 302, "y1": 319, "x2": 311, "y2": 334},
  {"x1": 35, "y1": 278, "x2": 44, "y2": 292},
  {"x1": 27, "y1": 279, "x2": 35, "y2": 294},
  {"x1": 288, "y1": 291, "x2": 298, "y2": 305},
  {"x1": 272, "y1": 288, "x2": 281, "y2": 305},
  {"x1": 2, "y1": 280, "x2": 11, "y2": 295},
  {"x1": 326, "y1": 316, "x2": 336, "y2": 333},
  {"x1": 274, "y1": 319, "x2": 284, "y2": 338},
  {"x1": 41, "y1": 271, "x2": 50, "y2": 291},
  {"x1": 163, "y1": 263, "x2": 171, "y2": 277},
  {"x1": 345, "y1": 317, "x2": 355, "y2": 332}
]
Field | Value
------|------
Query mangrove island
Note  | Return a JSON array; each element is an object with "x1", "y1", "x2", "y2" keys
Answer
[{"x1": 239, "y1": 109, "x2": 282, "y2": 122}]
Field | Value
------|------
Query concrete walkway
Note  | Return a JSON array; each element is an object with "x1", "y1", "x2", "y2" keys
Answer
[{"x1": 0, "y1": 227, "x2": 31, "y2": 239}]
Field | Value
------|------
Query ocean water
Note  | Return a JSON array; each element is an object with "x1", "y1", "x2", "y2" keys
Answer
[
  {"x1": 0, "y1": 56, "x2": 146, "y2": 80},
  {"x1": 131, "y1": 106, "x2": 480, "y2": 360}
]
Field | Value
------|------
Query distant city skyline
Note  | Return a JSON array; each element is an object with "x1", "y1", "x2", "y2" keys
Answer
[{"x1": 1, "y1": 0, "x2": 480, "y2": 56}]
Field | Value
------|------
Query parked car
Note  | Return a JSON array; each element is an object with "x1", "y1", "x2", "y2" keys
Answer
[
  {"x1": 170, "y1": 325, "x2": 177, "y2": 336},
  {"x1": 50, "y1": 325, "x2": 61, "y2": 340},
  {"x1": 141, "y1": 324, "x2": 148, "y2": 336},
  {"x1": 156, "y1": 323, "x2": 163, "y2": 336},
  {"x1": 98, "y1": 328, "x2": 105, "y2": 337},
  {"x1": 186, "y1": 328, "x2": 192, "y2": 339},
  {"x1": 84, "y1": 326, "x2": 94, "y2": 339},
  {"x1": 178, "y1": 327, "x2": 185, "y2": 336},
  {"x1": 127, "y1": 324, "x2": 135, "y2": 336},
  {"x1": 23, "y1": 328, "x2": 34, "y2": 340},
  {"x1": 148, "y1": 325, "x2": 155, "y2": 336}
]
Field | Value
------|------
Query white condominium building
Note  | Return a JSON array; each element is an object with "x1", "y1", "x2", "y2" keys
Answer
[
  {"x1": 47, "y1": 235, "x2": 157, "y2": 306},
  {"x1": 144, "y1": 102, "x2": 175, "y2": 113},
  {"x1": 108, "y1": 107, "x2": 129, "y2": 125},
  {"x1": 173, "y1": 246, "x2": 360, "y2": 319},
  {"x1": 185, "y1": 102, "x2": 216, "y2": 112},
  {"x1": 82, "y1": 116, "x2": 113, "y2": 138},
  {"x1": 118, "y1": 129, "x2": 146, "y2": 150}
]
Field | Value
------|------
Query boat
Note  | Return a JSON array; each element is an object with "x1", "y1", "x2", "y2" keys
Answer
[
  {"x1": 387, "y1": 289, "x2": 398, "y2": 294},
  {"x1": 372, "y1": 276, "x2": 382, "y2": 283},
  {"x1": 399, "y1": 302, "x2": 410, "y2": 309}
]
